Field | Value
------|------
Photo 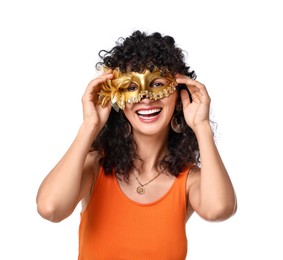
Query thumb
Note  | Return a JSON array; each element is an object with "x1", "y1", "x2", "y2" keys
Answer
[{"x1": 180, "y1": 89, "x2": 192, "y2": 107}]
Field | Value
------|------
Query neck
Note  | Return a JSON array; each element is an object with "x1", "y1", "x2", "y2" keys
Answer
[{"x1": 133, "y1": 130, "x2": 169, "y2": 174}]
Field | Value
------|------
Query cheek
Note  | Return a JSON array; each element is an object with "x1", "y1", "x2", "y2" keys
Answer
[
  {"x1": 123, "y1": 104, "x2": 134, "y2": 120},
  {"x1": 163, "y1": 93, "x2": 178, "y2": 111},
  {"x1": 169, "y1": 91, "x2": 178, "y2": 102}
]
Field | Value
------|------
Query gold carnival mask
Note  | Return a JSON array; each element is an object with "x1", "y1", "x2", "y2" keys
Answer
[{"x1": 98, "y1": 68, "x2": 177, "y2": 111}]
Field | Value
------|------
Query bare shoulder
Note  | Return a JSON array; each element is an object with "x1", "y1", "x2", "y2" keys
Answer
[
  {"x1": 185, "y1": 165, "x2": 201, "y2": 220},
  {"x1": 78, "y1": 151, "x2": 100, "y2": 208},
  {"x1": 186, "y1": 165, "x2": 201, "y2": 192},
  {"x1": 83, "y1": 150, "x2": 101, "y2": 190},
  {"x1": 84, "y1": 150, "x2": 100, "y2": 174}
]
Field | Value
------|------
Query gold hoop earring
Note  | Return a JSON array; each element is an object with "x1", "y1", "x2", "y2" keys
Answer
[{"x1": 171, "y1": 115, "x2": 182, "y2": 133}]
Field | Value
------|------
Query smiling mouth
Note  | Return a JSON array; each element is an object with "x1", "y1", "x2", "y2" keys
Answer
[{"x1": 136, "y1": 108, "x2": 162, "y2": 118}]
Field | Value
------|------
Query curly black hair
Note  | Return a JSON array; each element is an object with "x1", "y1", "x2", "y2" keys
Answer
[
  {"x1": 96, "y1": 30, "x2": 196, "y2": 78},
  {"x1": 92, "y1": 30, "x2": 200, "y2": 179}
]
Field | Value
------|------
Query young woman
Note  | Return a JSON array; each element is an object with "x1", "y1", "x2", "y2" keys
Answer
[{"x1": 36, "y1": 30, "x2": 237, "y2": 259}]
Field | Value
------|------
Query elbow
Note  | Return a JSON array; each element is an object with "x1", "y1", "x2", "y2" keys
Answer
[
  {"x1": 37, "y1": 200, "x2": 66, "y2": 223},
  {"x1": 202, "y1": 201, "x2": 237, "y2": 222}
]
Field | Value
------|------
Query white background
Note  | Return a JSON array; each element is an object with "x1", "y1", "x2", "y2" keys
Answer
[{"x1": 1, "y1": 0, "x2": 282, "y2": 259}]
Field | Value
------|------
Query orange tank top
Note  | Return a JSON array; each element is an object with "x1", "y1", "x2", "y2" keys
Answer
[{"x1": 78, "y1": 167, "x2": 190, "y2": 260}]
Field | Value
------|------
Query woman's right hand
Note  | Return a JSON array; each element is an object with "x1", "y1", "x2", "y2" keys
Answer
[{"x1": 81, "y1": 70, "x2": 113, "y2": 131}]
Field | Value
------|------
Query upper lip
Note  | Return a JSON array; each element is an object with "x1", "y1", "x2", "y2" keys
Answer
[{"x1": 136, "y1": 108, "x2": 162, "y2": 115}]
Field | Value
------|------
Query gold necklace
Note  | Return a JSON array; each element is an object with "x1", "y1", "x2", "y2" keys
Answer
[{"x1": 134, "y1": 172, "x2": 162, "y2": 195}]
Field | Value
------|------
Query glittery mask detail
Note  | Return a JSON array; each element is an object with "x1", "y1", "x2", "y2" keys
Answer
[{"x1": 98, "y1": 68, "x2": 177, "y2": 111}]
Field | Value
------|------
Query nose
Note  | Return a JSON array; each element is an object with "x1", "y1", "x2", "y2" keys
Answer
[{"x1": 139, "y1": 96, "x2": 153, "y2": 104}]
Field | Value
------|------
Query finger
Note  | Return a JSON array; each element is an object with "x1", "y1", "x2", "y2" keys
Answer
[
  {"x1": 176, "y1": 76, "x2": 206, "y2": 90},
  {"x1": 190, "y1": 91, "x2": 203, "y2": 103},
  {"x1": 180, "y1": 89, "x2": 191, "y2": 106},
  {"x1": 84, "y1": 73, "x2": 114, "y2": 96},
  {"x1": 176, "y1": 77, "x2": 209, "y2": 100},
  {"x1": 87, "y1": 73, "x2": 113, "y2": 89},
  {"x1": 96, "y1": 98, "x2": 112, "y2": 111}
]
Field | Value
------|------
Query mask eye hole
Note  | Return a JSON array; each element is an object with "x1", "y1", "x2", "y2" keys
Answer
[
  {"x1": 124, "y1": 83, "x2": 138, "y2": 92},
  {"x1": 150, "y1": 78, "x2": 168, "y2": 88}
]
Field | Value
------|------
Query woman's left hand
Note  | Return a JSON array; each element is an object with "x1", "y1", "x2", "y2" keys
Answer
[{"x1": 176, "y1": 75, "x2": 211, "y2": 131}]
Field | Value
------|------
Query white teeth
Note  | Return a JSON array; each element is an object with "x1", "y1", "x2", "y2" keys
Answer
[{"x1": 137, "y1": 109, "x2": 161, "y2": 115}]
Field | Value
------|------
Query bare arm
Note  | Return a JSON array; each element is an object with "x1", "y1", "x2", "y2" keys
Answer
[
  {"x1": 36, "y1": 123, "x2": 99, "y2": 222},
  {"x1": 188, "y1": 124, "x2": 237, "y2": 221},
  {"x1": 177, "y1": 76, "x2": 237, "y2": 221},
  {"x1": 36, "y1": 71, "x2": 113, "y2": 222}
]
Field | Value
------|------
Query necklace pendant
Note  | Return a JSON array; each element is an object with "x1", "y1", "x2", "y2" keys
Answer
[{"x1": 137, "y1": 186, "x2": 145, "y2": 195}]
